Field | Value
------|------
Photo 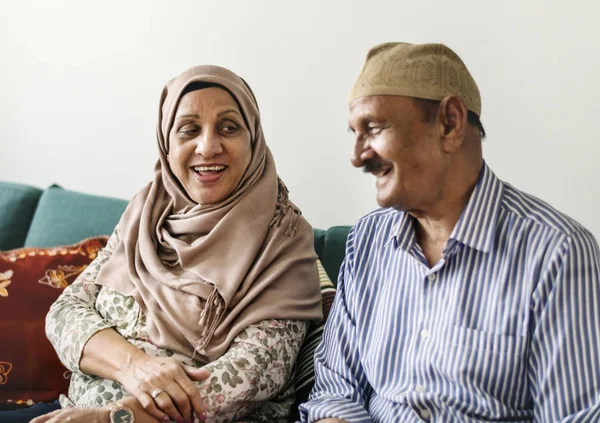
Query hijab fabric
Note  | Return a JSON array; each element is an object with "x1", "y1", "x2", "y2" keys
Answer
[{"x1": 95, "y1": 65, "x2": 322, "y2": 360}]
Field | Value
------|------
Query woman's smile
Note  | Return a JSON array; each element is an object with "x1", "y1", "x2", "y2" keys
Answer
[{"x1": 191, "y1": 164, "x2": 228, "y2": 183}]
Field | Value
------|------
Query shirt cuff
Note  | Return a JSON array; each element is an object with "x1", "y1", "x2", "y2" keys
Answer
[{"x1": 298, "y1": 397, "x2": 373, "y2": 423}]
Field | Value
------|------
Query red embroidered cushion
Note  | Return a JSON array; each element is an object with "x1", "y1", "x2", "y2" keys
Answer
[{"x1": 0, "y1": 237, "x2": 108, "y2": 406}]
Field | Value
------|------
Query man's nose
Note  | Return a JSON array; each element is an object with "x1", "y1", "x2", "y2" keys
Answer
[{"x1": 351, "y1": 136, "x2": 373, "y2": 168}]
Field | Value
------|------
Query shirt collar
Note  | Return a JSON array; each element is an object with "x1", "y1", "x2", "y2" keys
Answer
[
  {"x1": 389, "y1": 162, "x2": 504, "y2": 254},
  {"x1": 388, "y1": 211, "x2": 416, "y2": 251},
  {"x1": 448, "y1": 162, "x2": 504, "y2": 253},
  {"x1": 389, "y1": 213, "x2": 431, "y2": 265}
]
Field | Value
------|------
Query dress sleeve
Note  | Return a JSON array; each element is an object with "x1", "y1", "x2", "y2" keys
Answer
[
  {"x1": 196, "y1": 319, "x2": 307, "y2": 422},
  {"x1": 45, "y1": 228, "x2": 121, "y2": 373}
]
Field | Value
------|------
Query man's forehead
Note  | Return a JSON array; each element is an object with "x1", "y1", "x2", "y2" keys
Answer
[{"x1": 349, "y1": 95, "x2": 414, "y2": 119}]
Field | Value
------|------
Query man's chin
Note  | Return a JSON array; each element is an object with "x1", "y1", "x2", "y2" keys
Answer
[
  {"x1": 376, "y1": 191, "x2": 408, "y2": 211},
  {"x1": 376, "y1": 194, "x2": 396, "y2": 210}
]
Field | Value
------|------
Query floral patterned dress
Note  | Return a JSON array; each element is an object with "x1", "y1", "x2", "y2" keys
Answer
[{"x1": 46, "y1": 229, "x2": 308, "y2": 423}]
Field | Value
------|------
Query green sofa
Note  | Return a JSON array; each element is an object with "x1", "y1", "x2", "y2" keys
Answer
[
  {"x1": 0, "y1": 180, "x2": 350, "y2": 415},
  {"x1": 0, "y1": 182, "x2": 349, "y2": 284}
]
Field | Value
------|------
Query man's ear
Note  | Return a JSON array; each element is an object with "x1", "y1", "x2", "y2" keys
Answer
[{"x1": 438, "y1": 95, "x2": 468, "y2": 153}]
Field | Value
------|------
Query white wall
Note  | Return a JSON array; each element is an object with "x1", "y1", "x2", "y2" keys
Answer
[{"x1": 1, "y1": 0, "x2": 599, "y2": 239}]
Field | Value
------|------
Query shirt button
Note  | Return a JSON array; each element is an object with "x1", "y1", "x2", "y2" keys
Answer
[
  {"x1": 420, "y1": 408, "x2": 431, "y2": 419},
  {"x1": 427, "y1": 273, "x2": 437, "y2": 281},
  {"x1": 415, "y1": 385, "x2": 426, "y2": 393},
  {"x1": 420, "y1": 329, "x2": 430, "y2": 339}
]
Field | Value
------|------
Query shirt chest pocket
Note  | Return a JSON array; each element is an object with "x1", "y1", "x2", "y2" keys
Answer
[{"x1": 431, "y1": 325, "x2": 528, "y2": 397}]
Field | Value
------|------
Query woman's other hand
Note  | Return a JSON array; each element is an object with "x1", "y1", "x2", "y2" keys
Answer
[
  {"x1": 118, "y1": 354, "x2": 210, "y2": 423},
  {"x1": 29, "y1": 398, "x2": 165, "y2": 423},
  {"x1": 30, "y1": 407, "x2": 109, "y2": 423}
]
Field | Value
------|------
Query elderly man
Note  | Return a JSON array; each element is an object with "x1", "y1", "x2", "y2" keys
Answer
[{"x1": 299, "y1": 42, "x2": 600, "y2": 422}]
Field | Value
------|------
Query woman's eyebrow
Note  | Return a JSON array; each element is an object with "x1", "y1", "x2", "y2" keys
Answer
[
  {"x1": 217, "y1": 109, "x2": 242, "y2": 118},
  {"x1": 175, "y1": 113, "x2": 200, "y2": 119},
  {"x1": 175, "y1": 109, "x2": 241, "y2": 119}
]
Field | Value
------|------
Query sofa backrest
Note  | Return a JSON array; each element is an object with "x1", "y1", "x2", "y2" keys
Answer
[
  {"x1": 1, "y1": 182, "x2": 350, "y2": 286},
  {"x1": 313, "y1": 227, "x2": 351, "y2": 285},
  {"x1": 0, "y1": 181, "x2": 43, "y2": 250},
  {"x1": 24, "y1": 185, "x2": 128, "y2": 248}
]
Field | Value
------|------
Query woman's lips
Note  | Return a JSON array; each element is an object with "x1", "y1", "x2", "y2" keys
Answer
[{"x1": 191, "y1": 165, "x2": 227, "y2": 183}]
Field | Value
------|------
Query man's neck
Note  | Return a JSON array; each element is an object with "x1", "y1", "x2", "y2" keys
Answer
[{"x1": 411, "y1": 164, "x2": 481, "y2": 266}]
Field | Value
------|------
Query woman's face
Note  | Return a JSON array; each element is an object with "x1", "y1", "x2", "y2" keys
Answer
[{"x1": 168, "y1": 87, "x2": 252, "y2": 205}]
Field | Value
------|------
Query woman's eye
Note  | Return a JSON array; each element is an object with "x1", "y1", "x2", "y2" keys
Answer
[
  {"x1": 220, "y1": 122, "x2": 239, "y2": 134},
  {"x1": 179, "y1": 124, "x2": 199, "y2": 134}
]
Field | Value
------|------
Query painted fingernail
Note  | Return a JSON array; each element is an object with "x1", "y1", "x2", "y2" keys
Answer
[
  {"x1": 200, "y1": 412, "x2": 207, "y2": 421},
  {"x1": 162, "y1": 417, "x2": 169, "y2": 422}
]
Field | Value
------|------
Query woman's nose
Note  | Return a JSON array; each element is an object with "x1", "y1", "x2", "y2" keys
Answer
[{"x1": 195, "y1": 130, "x2": 223, "y2": 157}]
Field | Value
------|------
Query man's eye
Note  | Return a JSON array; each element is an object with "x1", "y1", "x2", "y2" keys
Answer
[{"x1": 368, "y1": 126, "x2": 383, "y2": 135}]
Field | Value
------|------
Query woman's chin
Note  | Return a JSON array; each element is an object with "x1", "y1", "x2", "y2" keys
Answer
[{"x1": 189, "y1": 188, "x2": 230, "y2": 205}]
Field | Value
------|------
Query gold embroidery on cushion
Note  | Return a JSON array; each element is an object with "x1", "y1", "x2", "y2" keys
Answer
[
  {"x1": 0, "y1": 361, "x2": 12, "y2": 384},
  {"x1": 0, "y1": 270, "x2": 13, "y2": 297},
  {"x1": 38, "y1": 265, "x2": 88, "y2": 289},
  {"x1": 1, "y1": 237, "x2": 105, "y2": 262},
  {"x1": 84, "y1": 245, "x2": 100, "y2": 260}
]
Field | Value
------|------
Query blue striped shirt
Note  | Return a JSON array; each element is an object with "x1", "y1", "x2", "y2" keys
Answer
[{"x1": 299, "y1": 163, "x2": 600, "y2": 422}]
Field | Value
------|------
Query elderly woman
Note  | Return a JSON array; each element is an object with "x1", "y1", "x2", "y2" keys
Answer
[{"x1": 27, "y1": 65, "x2": 322, "y2": 423}]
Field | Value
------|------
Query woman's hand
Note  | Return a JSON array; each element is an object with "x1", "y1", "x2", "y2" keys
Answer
[
  {"x1": 117, "y1": 354, "x2": 210, "y2": 423},
  {"x1": 30, "y1": 407, "x2": 109, "y2": 423}
]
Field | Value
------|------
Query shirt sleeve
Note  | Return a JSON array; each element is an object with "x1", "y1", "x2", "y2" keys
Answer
[
  {"x1": 298, "y1": 230, "x2": 373, "y2": 423},
  {"x1": 529, "y1": 228, "x2": 600, "y2": 422},
  {"x1": 196, "y1": 319, "x2": 308, "y2": 422},
  {"x1": 45, "y1": 228, "x2": 120, "y2": 373}
]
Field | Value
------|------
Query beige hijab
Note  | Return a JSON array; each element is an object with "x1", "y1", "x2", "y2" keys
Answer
[{"x1": 96, "y1": 65, "x2": 322, "y2": 361}]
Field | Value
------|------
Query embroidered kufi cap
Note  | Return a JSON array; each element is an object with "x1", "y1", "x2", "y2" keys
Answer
[{"x1": 350, "y1": 42, "x2": 482, "y2": 116}]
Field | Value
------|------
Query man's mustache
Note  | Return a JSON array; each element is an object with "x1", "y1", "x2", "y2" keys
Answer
[{"x1": 363, "y1": 158, "x2": 391, "y2": 174}]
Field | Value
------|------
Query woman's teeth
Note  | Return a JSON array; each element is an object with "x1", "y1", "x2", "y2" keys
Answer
[{"x1": 193, "y1": 165, "x2": 226, "y2": 173}]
